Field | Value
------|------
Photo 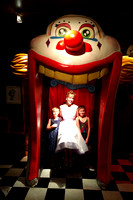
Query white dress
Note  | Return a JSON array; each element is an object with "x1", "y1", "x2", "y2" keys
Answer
[{"x1": 55, "y1": 104, "x2": 88, "y2": 154}]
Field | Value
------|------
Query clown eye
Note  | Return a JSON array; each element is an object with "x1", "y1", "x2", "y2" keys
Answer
[
  {"x1": 79, "y1": 27, "x2": 95, "y2": 39},
  {"x1": 55, "y1": 25, "x2": 71, "y2": 37}
]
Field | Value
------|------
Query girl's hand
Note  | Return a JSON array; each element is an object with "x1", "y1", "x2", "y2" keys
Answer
[{"x1": 86, "y1": 138, "x2": 89, "y2": 144}]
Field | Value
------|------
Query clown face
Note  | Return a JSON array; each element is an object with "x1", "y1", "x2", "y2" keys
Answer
[{"x1": 30, "y1": 15, "x2": 120, "y2": 84}]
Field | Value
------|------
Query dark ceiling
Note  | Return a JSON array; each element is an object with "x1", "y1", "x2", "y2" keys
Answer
[{"x1": 1, "y1": 1, "x2": 133, "y2": 46}]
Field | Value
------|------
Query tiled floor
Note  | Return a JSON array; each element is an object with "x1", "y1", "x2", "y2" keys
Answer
[{"x1": 0, "y1": 155, "x2": 133, "y2": 200}]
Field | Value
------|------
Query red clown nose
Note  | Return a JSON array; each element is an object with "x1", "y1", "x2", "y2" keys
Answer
[{"x1": 64, "y1": 30, "x2": 83, "y2": 51}]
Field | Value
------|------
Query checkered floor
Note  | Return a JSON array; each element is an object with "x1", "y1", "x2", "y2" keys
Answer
[{"x1": 0, "y1": 155, "x2": 133, "y2": 200}]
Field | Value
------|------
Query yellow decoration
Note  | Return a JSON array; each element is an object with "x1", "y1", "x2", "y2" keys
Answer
[
  {"x1": 120, "y1": 56, "x2": 133, "y2": 84},
  {"x1": 10, "y1": 53, "x2": 28, "y2": 76}
]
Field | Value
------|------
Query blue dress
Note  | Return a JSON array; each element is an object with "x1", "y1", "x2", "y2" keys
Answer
[{"x1": 48, "y1": 117, "x2": 61, "y2": 155}]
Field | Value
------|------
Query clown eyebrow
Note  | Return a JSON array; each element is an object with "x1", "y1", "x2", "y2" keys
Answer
[
  {"x1": 55, "y1": 23, "x2": 71, "y2": 30},
  {"x1": 79, "y1": 23, "x2": 94, "y2": 31}
]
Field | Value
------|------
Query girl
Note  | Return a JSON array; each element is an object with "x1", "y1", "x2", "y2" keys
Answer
[
  {"x1": 55, "y1": 91, "x2": 88, "y2": 155},
  {"x1": 47, "y1": 107, "x2": 61, "y2": 156},
  {"x1": 76, "y1": 105, "x2": 94, "y2": 170},
  {"x1": 76, "y1": 105, "x2": 90, "y2": 145}
]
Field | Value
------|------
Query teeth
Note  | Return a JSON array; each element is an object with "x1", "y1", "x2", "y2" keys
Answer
[
  {"x1": 45, "y1": 67, "x2": 55, "y2": 78},
  {"x1": 73, "y1": 74, "x2": 88, "y2": 84},
  {"x1": 55, "y1": 71, "x2": 73, "y2": 83},
  {"x1": 88, "y1": 71, "x2": 100, "y2": 82},
  {"x1": 39, "y1": 65, "x2": 109, "y2": 84},
  {"x1": 100, "y1": 67, "x2": 109, "y2": 78}
]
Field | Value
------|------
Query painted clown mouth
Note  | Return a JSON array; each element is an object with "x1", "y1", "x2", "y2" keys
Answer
[
  {"x1": 38, "y1": 64, "x2": 109, "y2": 84},
  {"x1": 29, "y1": 49, "x2": 113, "y2": 85}
]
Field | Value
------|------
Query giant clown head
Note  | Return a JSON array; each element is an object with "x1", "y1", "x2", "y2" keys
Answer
[{"x1": 27, "y1": 15, "x2": 122, "y2": 188}]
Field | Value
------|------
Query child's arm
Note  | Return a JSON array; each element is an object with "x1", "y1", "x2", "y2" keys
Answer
[
  {"x1": 76, "y1": 117, "x2": 82, "y2": 134},
  {"x1": 86, "y1": 117, "x2": 90, "y2": 144},
  {"x1": 59, "y1": 109, "x2": 63, "y2": 121},
  {"x1": 46, "y1": 119, "x2": 57, "y2": 130},
  {"x1": 74, "y1": 108, "x2": 79, "y2": 120},
  {"x1": 76, "y1": 117, "x2": 80, "y2": 129},
  {"x1": 76, "y1": 108, "x2": 79, "y2": 117}
]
